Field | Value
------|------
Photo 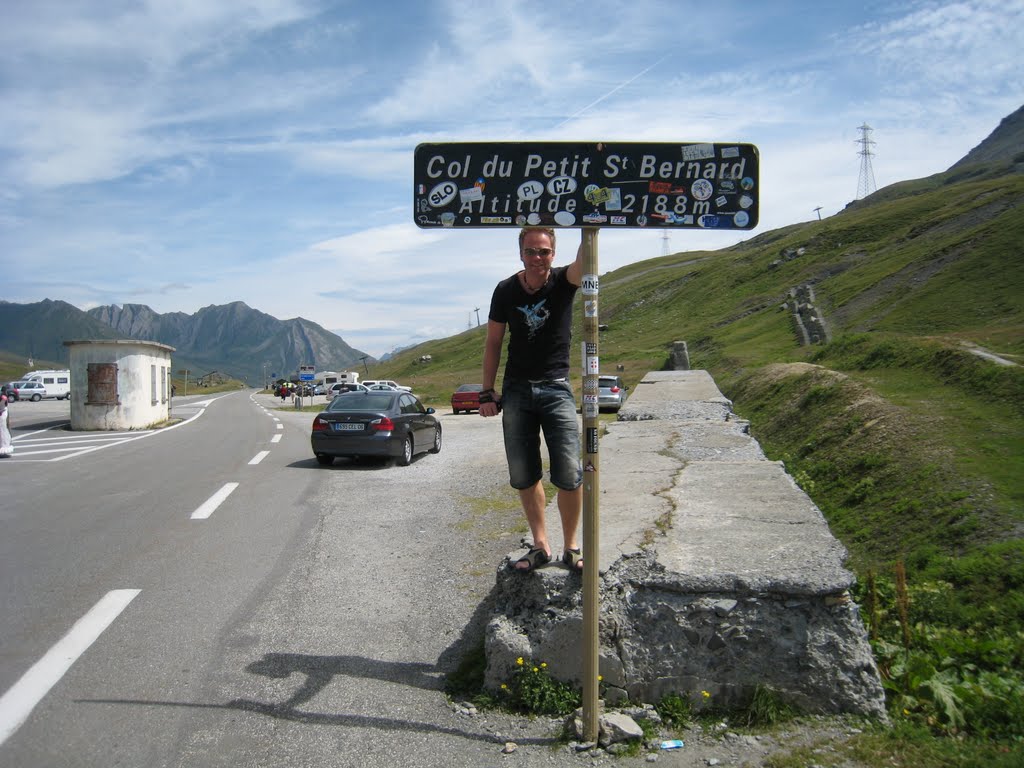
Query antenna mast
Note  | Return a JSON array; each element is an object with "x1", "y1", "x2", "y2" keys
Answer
[
  {"x1": 856, "y1": 122, "x2": 877, "y2": 199},
  {"x1": 661, "y1": 230, "x2": 671, "y2": 257}
]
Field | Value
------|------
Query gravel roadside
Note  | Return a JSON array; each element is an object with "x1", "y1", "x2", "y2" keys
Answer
[{"x1": 175, "y1": 398, "x2": 873, "y2": 767}]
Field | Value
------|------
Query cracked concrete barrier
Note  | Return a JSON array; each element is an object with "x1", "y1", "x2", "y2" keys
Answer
[{"x1": 485, "y1": 370, "x2": 887, "y2": 718}]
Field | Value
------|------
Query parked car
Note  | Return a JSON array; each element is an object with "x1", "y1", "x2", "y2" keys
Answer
[
  {"x1": 313, "y1": 384, "x2": 326, "y2": 396},
  {"x1": 598, "y1": 375, "x2": 628, "y2": 412},
  {"x1": 451, "y1": 383, "x2": 483, "y2": 414},
  {"x1": 328, "y1": 382, "x2": 369, "y2": 398},
  {"x1": 14, "y1": 381, "x2": 48, "y2": 401},
  {"x1": 311, "y1": 390, "x2": 442, "y2": 466},
  {"x1": 1, "y1": 381, "x2": 21, "y2": 401},
  {"x1": 362, "y1": 379, "x2": 412, "y2": 392}
]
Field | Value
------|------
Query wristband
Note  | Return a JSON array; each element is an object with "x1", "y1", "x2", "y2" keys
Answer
[{"x1": 478, "y1": 389, "x2": 496, "y2": 404}]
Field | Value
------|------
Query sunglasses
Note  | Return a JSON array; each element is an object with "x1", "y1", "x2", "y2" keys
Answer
[{"x1": 522, "y1": 247, "x2": 553, "y2": 257}]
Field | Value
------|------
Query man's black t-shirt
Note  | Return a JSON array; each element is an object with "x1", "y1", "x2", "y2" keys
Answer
[{"x1": 489, "y1": 266, "x2": 578, "y2": 381}]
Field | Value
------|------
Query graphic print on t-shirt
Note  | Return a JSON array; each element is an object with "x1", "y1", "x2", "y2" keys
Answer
[{"x1": 517, "y1": 299, "x2": 550, "y2": 340}]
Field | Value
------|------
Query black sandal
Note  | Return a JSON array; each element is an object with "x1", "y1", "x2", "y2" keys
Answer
[
  {"x1": 562, "y1": 548, "x2": 583, "y2": 572},
  {"x1": 511, "y1": 547, "x2": 551, "y2": 573}
]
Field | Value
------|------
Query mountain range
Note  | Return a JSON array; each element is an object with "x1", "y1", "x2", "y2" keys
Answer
[{"x1": 0, "y1": 299, "x2": 373, "y2": 385}]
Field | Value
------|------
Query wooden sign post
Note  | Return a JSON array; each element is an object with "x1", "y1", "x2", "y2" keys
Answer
[{"x1": 579, "y1": 226, "x2": 601, "y2": 739}]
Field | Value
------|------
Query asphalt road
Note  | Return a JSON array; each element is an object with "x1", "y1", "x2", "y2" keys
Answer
[
  {"x1": 0, "y1": 390, "x2": 869, "y2": 768},
  {"x1": 0, "y1": 391, "x2": 572, "y2": 767}
]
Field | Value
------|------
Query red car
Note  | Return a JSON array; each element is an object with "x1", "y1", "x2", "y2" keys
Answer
[
  {"x1": 1, "y1": 382, "x2": 20, "y2": 401},
  {"x1": 451, "y1": 384, "x2": 483, "y2": 414}
]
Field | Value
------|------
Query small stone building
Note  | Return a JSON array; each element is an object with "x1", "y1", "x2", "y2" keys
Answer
[{"x1": 63, "y1": 339, "x2": 176, "y2": 430}]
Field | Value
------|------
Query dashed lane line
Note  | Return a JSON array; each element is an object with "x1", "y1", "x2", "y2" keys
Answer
[
  {"x1": 248, "y1": 451, "x2": 270, "y2": 465},
  {"x1": 190, "y1": 482, "x2": 240, "y2": 520}
]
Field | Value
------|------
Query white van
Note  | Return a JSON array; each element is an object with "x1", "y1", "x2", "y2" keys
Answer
[
  {"x1": 24, "y1": 369, "x2": 71, "y2": 400},
  {"x1": 319, "y1": 370, "x2": 359, "y2": 387}
]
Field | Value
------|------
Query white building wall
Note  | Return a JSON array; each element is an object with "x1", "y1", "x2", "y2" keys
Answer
[{"x1": 64, "y1": 340, "x2": 176, "y2": 431}]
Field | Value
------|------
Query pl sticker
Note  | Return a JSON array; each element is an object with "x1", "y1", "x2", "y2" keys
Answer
[
  {"x1": 585, "y1": 299, "x2": 598, "y2": 318},
  {"x1": 518, "y1": 180, "x2": 544, "y2": 201}
]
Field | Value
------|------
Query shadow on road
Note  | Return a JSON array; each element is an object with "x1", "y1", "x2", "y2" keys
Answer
[{"x1": 77, "y1": 586, "x2": 549, "y2": 747}]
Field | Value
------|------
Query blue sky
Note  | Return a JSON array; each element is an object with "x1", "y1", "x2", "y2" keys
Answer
[{"x1": 2, "y1": 1, "x2": 1021, "y2": 358}]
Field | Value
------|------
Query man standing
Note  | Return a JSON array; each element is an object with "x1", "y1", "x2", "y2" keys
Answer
[{"x1": 480, "y1": 227, "x2": 584, "y2": 573}]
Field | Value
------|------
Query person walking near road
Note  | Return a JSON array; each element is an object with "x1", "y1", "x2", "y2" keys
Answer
[
  {"x1": 0, "y1": 391, "x2": 13, "y2": 458},
  {"x1": 479, "y1": 227, "x2": 585, "y2": 573}
]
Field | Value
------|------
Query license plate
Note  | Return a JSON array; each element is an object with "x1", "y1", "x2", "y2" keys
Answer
[{"x1": 333, "y1": 422, "x2": 363, "y2": 432}]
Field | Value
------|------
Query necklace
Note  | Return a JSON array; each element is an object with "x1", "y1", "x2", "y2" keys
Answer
[{"x1": 521, "y1": 270, "x2": 549, "y2": 294}]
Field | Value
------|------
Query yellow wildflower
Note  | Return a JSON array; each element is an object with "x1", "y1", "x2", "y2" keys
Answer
[
  {"x1": 701, "y1": 690, "x2": 711, "y2": 698},
  {"x1": 516, "y1": 657, "x2": 524, "y2": 666}
]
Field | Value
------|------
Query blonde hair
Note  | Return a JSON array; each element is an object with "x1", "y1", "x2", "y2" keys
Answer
[{"x1": 518, "y1": 227, "x2": 556, "y2": 251}]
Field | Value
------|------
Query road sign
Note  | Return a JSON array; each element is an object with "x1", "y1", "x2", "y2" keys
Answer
[
  {"x1": 414, "y1": 141, "x2": 758, "y2": 230},
  {"x1": 299, "y1": 364, "x2": 315, "y2": 382}
]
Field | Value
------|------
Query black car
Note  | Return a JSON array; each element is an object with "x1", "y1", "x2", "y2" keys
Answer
[{"x1": 311, "y1": 390, "x2": 442, "y2": 466}]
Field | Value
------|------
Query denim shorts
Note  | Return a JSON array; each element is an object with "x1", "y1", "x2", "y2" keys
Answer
[{"x1": 501, "y1": 379, "x2": 582, "y2": 491}]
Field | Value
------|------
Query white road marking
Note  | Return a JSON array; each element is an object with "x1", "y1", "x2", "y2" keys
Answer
[
  {"x1": 275, "y1": 423, "x2": 283, "y2": 429},
  {"x1": 190, "y1": 482, "x2": 240, "y2": 520},
  {"x1": 248, "y1": 451, "x2": 269, "y2": 465},
  {"x1": 0, "y1": 589, "x2": 141, "y2": 746},
  {"x1": 271, "y1": 434, "x2": 282, "y2": 443}
]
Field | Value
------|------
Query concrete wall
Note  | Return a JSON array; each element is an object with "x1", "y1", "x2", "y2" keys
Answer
[
  {"x1": 64, "y1": 340, "x2": 175, "y2": 431},
  {"x1": 485, "y1": 370, "x2": 886, "y2": 719}
]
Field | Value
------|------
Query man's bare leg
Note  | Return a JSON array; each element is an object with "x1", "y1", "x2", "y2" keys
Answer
[
  {"x1": 514, "y1": 481, "x2": 550, "y2": 570},
  {"x1": 558, "y1": 486, "x2": 583, "y2": 568}
]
